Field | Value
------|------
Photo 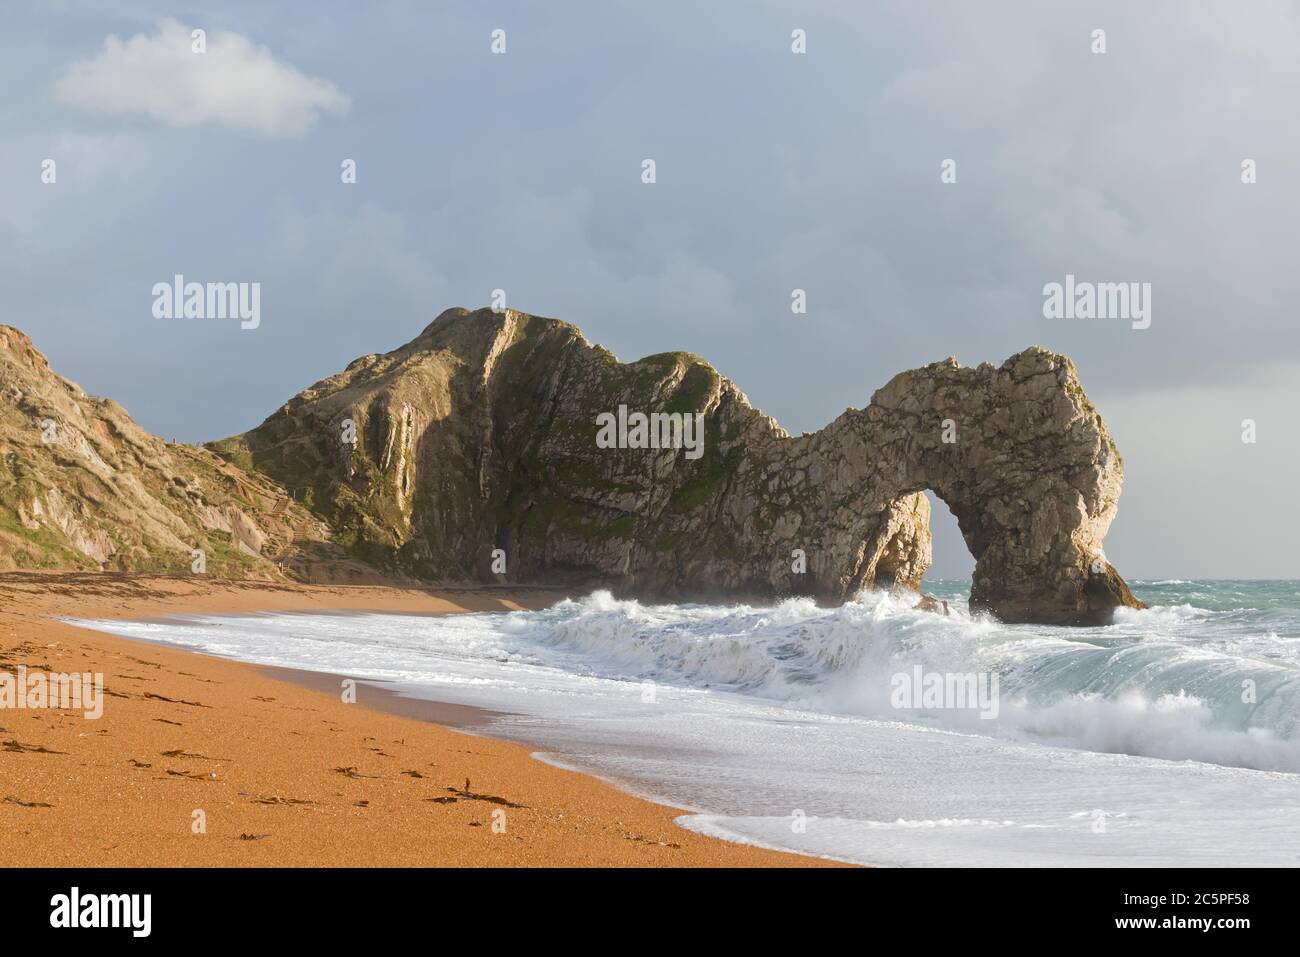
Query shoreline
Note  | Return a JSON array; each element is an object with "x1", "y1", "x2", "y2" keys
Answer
[
  {"x1": 0, "y1": 572, "x2": 839, "y2": 867},
  {"x1": 258, "y1": 665, "x2": 514, "y2": 732}
]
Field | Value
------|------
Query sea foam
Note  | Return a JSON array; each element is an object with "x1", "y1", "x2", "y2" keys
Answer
[{"x1": 72, "y1": 579, "x2": 1300, "y2": 866}]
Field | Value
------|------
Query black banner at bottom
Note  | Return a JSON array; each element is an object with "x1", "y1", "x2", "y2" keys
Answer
[{"x1": 0, "y1": 867, "x2": 1285, "y2": 943}]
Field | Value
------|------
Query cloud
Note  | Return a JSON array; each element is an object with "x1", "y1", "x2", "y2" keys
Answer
[{"x1": 53, "y1": 18, "x2": 349, "y2": 137}]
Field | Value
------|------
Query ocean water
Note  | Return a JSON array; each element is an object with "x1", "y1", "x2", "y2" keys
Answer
[{"x1": 75, "y1": 580, "x2": 1300, "y2": 866}]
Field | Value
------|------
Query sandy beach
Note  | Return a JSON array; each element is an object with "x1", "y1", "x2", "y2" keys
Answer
[{"x1": 0, "y1": 572, "x2": 833, "y2": 867}]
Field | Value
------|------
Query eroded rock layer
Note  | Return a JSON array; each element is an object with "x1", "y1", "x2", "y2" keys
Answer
[
  {"x1": 216, "y1": 307, "x2": 1141, "y2": 624},
  {"x1": 0, "y1": 325, "x2": 333, "y2": 578}
]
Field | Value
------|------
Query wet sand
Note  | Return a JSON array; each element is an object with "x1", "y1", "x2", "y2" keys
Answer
[{"x1": 0, "y1": 572, "x2": 837, "y2": 866}]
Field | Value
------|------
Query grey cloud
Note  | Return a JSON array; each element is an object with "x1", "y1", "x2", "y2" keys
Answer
[{"x1": 3, "y1": 0, "x2": 1297, "y2": 577}]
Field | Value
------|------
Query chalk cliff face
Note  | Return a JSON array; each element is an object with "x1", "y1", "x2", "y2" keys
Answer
[
  {"x1": 0, "y1": 325, "x2": 332, "y2": 577},
  {"x1": 216, "y1": 307, "x2": 1141, "y2": 624}
]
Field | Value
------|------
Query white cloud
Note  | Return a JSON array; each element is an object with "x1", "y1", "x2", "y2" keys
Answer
[{"x1": 53, "y1": 18, "x2": 349, "y2": 137}]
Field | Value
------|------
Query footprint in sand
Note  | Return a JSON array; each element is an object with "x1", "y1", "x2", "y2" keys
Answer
[
  {"x1": 624, "y1": 834, "x2": 682, "y2": 849},
  {"x1": 164, "y1": 768, "x2": 213, "y2": 780},
  {"x1": 332, "y1": 766, "x2": 377, "y2": 779},
  {"x1": 144, "y1": 692, "x2": 210, "y2": 708},
  {"x1": 161, "y1": 748, "x2": 230, "y2": 762},
  {"x1": 446, "y1": 784, "x2": 528, "y2": 809},
  {"x1": 3, "y1": 795, "x2": 54, "y2": 808},
  {"x1": 2, "y1": 739, "x2": 66, "y2": 754},
  {"x1": 247, "y1": 795, "x2": 315, "y2": 806}
]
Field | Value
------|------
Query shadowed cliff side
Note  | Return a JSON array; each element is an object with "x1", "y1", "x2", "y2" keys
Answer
[{"x1": 214, "y1": 307, "x2": 1142, "y2": 624}]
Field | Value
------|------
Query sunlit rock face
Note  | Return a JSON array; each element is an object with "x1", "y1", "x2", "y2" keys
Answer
[
  {"x1": 220, "y1": 307, "x2": 1141, "y2": 624},
  {"x1": 0, "y1": 324, "x2": 328, "y2": 578}
]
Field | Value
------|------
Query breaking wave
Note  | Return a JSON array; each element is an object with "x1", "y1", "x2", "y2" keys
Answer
[{"x1": 485, "y1": 587, "x2": 1300, "y2": 772}]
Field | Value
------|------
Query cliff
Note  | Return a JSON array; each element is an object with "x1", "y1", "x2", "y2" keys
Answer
[
  {"x1": 0, "y1": 325, "x2": 338, "y2": 579},
  {"x1": 211, "y1": 307, "x2": 1142, "y2": 624}
]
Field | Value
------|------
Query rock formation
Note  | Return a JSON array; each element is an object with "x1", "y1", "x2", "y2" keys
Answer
[
  {"x1": 215, "y1": 307, "x2": 1142, "y2": 624},
  {"x1": 0, "y1": 325, "x2": 334, "y2": 577}
]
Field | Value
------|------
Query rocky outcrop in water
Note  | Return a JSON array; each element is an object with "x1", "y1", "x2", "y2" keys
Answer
[{"x1": 216, "y1": 307, "x2": 1142, "y2": 624}]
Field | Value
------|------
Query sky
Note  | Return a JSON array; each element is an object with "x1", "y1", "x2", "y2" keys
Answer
[{"x1": 2, "y1": 1, "x2": 1297, "y2": 579}]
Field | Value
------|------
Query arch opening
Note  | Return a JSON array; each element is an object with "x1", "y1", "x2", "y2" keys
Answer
[{"x1": 921, "y1": 489, "x2": 975, "y2": 590}]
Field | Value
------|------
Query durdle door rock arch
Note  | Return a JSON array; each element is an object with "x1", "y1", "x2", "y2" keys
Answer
[
  {"x1": 783, "y1": 348, "x2": 1145, "y2": 625},
  {"x1": 218, "y1": 307, "x2": 1143, "y2": 625}
]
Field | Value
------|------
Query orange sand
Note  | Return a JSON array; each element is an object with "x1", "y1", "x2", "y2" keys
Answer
[{"x1": 0, "y1": 572, "x2": 836, "y2": 866}]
